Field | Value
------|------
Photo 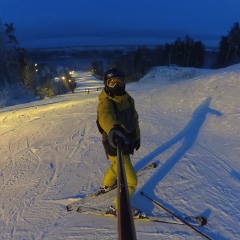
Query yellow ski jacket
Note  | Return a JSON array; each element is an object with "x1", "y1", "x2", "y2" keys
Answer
[{"x1": 97, "y1": 89, "x2": 140, "y2": 155}]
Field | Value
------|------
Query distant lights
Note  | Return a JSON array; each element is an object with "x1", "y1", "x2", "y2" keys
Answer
[{"x1": 34, "y1": 63, "x2": 38, "y2": 72}]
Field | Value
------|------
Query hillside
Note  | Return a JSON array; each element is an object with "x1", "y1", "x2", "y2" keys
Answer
[{"x1": 0, "y1": 65, "x2": 240, "y2": 239}]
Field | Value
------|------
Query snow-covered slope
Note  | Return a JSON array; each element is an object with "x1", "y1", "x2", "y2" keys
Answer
[{"x1": 0, "y1": 66, "x2": 240, "y2": 239}]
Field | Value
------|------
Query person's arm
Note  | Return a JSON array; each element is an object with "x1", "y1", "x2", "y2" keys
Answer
[{"x1": 97, "y1": 99, "x2": 120, "y2": 134}]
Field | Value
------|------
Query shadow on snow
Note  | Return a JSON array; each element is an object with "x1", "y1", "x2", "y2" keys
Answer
[{"x1": 133, "y1": 97, "x2": 226, "y2": 239}]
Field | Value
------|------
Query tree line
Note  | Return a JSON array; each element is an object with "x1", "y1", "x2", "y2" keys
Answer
[
  {"x1": 216, "y1": 22, "x2": 240, "y2": 68},
  {"x1": 1, "y1": 21, "x2": 240, "y2": 106},
  {"x1": 110, "y1": 22, "x2": 240, "y2": 81},
  {"x1": 0, "y1": 22, "x2": 76, "y2": 107},
  {"x1": 112, "y1": 36, "x2": 205, "y2": 82},
  {"x1": 0, "y1": 23, "x2": 36, "y2": 90}
]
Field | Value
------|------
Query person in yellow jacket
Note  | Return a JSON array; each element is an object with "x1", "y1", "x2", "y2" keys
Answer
[{"x1": 97, "y1": 67, "x2": 141, "y2": 211}]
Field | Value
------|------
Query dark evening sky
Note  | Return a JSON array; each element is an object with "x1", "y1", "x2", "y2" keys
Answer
[{"x1": 1, "y1": 0, "x2": 239, "y2": 48}]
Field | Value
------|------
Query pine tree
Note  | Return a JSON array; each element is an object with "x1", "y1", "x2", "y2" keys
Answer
[
  {"x1": 4, "y1": 23, "x2": 19, "y2": 47},
  {"x1": 217, "y1": 22, "x2": 240, "y2": 67}
]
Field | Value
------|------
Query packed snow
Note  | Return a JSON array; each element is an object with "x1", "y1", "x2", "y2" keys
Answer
[{"x1": 0, "y1": 65, "x2": 240, "y2": 240}]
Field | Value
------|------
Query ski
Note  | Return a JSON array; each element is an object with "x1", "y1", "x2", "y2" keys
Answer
[
  {"x1": 76, "y1": 205, "x2": 205, "y2": 226},
  {"x1": 141, "y1": 191, "x2": 212, "y2": 240},
  {"x1": 66, "y1": 162, "x2": 157, "y2": 212}
]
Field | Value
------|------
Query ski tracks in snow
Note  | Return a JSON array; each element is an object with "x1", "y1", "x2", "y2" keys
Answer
[
  {"x1": 131, "y1": 92, "x2": 240, "y2": 239},
  {"x1": 0, "y1": 94, "x2": 102, "y2": 239}
]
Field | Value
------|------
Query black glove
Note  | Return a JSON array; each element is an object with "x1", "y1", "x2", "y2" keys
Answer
[
  {"x1": 134, "y1": 139, "x2": 141, "y2": 151},
  {"x1": 108, "y1": 127, "x2": 129, "y2": 148}
]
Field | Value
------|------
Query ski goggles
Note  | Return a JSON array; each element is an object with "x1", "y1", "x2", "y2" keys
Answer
[{"x1": 107, "y1": 78, "x2": 125, "y2": 88}]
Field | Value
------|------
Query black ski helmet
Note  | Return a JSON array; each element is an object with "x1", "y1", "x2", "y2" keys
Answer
[{"x1": 103, "y1": 67, "x2": 126, "y2": 96}]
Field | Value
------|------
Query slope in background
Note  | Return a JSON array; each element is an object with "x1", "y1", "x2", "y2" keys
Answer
[{"x1": 0, "y1": 65, "x2": 240, "y2": 239}]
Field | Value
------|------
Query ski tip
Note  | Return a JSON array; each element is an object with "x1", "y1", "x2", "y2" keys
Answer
[
  {"x1": 197, "y1": 216, "x2": 208, "y2": 226},
  {"x1": 140, "y1": 191, "x2": 144, "y2": 196},
  {"x1": 76, "y1": 207, "x2": 82, "y2": 212},
  {"x1": 66, "y1": 206, "x2": 72, "y2": 212},
  {"x1": 185, "y1": 216, "x2": 208, "y2": 226},
  {"x1": 151, "y1": 162, "x2": 157, "y2": 168}
]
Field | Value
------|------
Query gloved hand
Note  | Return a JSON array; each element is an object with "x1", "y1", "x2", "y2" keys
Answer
[
  {"x1": 134, "y1": 139, "x2": 141, "y2": 151},
  {"x1": 108, "y1": 127, "x2": 129, "y2": 148}
]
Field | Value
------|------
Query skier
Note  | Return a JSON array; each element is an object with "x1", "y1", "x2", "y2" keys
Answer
[
  {"x1": 68, "y1": 79, "x2": 76, "y2": 93},
  {"x1": 97, "y1": 67, "x2": 141, "y2": 214}
]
